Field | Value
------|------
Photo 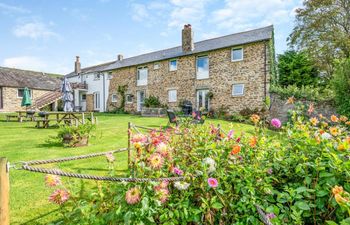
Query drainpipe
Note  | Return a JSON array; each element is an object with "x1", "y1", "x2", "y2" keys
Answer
[
  {"x1": 263, "y1": 42, "x2": 267, "y2": 101},
  {"x1": 103, "y1": 73, "x2": 106, "y2": 112}
]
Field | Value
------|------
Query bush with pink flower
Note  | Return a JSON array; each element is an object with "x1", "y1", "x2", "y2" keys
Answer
[{"x1": 52, "y1": 104, "x2": 350, "y2": 224}]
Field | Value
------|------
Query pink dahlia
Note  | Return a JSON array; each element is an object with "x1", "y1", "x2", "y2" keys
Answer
[
  {"x1": 148, "y1": 153, "x2": 164, "y2": 169},
  {"x1": 156, "y1": 142, "x2": 169, "y2": 157},
  {"x1": 105, "y1": 152, "x2": 115, "y2": 163},
  {"x1": 208, "y1": 178, "x2": 218, "y2": 188},
  {"x1": 156, "y1": 188, "x2": 169, "y2": 204},
  {"x1": 173, "y1": 167, "x2": 183, "y2": 176},
  {"x1": 131, "y1": 134, "x2": 148, "y2": 144},
  {"x1": 227, "y1": 130, "x2": 234, "y2": 140},
  {"x1": 125, "y1": 187, "x2": 141, "y2": 205},
  {"x1": 154, "y1": 181, "x2": 169, "y2": 191},
  {"x1": 271, "y1": 118, "x2": 282, "y2": 128},
  {"x1": 48, "y1": 189, "x2": 69, "y2": 205},
  {"x1": 45, "y1": 174, "x2": 61, "y2": 187}
]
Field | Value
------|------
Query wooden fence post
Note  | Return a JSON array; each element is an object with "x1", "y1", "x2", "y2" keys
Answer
[
  {"x1": 0, "y1": 157, "x2": 10, "y2": 225},
  {"x1": 127, "y1": 122, "x2": 131, "y2": 169}
]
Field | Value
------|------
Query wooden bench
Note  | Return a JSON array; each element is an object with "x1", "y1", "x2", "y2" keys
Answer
[
  {"x1": 6, "y1": 115, "x2": 18, "y2": 122},
  {"x1": 36, "y1": 118, "x2": 78, "y2": 128}
]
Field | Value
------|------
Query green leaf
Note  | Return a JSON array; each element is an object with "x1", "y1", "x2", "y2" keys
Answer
[
  {"x1": 295, "y1": 201, "x2": 310, "y2": 210},
  {"x1": 340, "y1": 218, "x2": 350, "y2": 225},
  {"x1": 296, "y1": 186, "x2": 307, "y2": 193},
  {"x1": 326, "y1": 221, "x2": 338, "y2": 225},
  {"x1": 212, "y1": 202, "x2": 223, "y2": 209},
  {"x1": 316, "y1": 190, "x2": 329, "y2": 197}
]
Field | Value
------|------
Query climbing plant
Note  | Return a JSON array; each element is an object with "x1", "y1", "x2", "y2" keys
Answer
[{"x1": 117, "y1": 85, "x2": 127, "y2": 112}]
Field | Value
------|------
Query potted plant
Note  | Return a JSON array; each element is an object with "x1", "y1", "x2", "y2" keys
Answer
[{"x1": 57, "y1": 122, "x2": 95, "y2": 147}]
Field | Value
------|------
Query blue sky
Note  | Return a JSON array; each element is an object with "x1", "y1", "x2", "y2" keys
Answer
[{"x1": 0, "y1": 0, "x2": 302, "y2": 74}]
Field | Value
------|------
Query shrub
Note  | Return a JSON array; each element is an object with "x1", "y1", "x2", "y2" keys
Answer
[
  {"x1": 332, "y1": 58, "x2": 350, "y2": 117},
  {"x1": 56, "y1": 122, "x2": 95, "y2": 147},
  {"x1": 270, "y1": 84, "x2": 334, "y2": 102},
  {"x1": 144, "y1": 95, "x2": 161, "y2": 108},
  {"x1": 49, "y1": 108, "x2": 350, "y2": 224}
]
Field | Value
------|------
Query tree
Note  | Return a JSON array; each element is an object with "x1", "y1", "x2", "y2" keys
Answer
[
  {"x1": 289, "y1": 0, "x2": 350, "y2": 76},
  {"x1": 277, "y1": 50, "x2": 319, "y2": 87},
  {"x1": 331, "y1": 58, "x2": 350, "y2": 116}
]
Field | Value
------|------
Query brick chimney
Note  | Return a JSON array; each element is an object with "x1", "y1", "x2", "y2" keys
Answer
[
  {"x1": 75, "y1": 56, "x2": 81, "y2": 74},
  {"x1": 182, "y1": 24, "x2": 194, "y2": 52},
  {"x1": 117, "y1": 54, "x2": 123, "y2": 61}
]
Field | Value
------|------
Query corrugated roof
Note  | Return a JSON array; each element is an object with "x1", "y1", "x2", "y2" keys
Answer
[
  {"x1": 0, "y1": 67, "x2": 62, "y2": 90},
  {"x1": 67, "y1": 25, "x2": 273, "y2": 76}
]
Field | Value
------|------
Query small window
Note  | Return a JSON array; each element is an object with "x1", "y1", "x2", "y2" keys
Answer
[
  {"x1": 232, "y1": 47, "x2": 243, "y2": 61},
  {"x1": 17, "y1": 88, "x2": 32, "y2": 98},
  {"x1": 81, "y1": 94, "x2": 86, "y2": 102},
  {"x1": 154, "y1": 63, "x2": 160, "y2": 70},
  {"x1": 169, "y1": 59, "x2": 177, "y2": 71},
  {"x1": 168, "y1": 89, "x2": 177, "y2": 102},
  {"x1": 232, "y1": 84, "x2": 244, "y2": 96},
  {"x1": 111, "y1": 94, "x2": 117, "y2": 102},
  {"x1": 137, "y1": 67, "x2": 148, "y2": 86},
  {"x1": 126, "y1": 94, "x2": 133, "y2": 103},
  {"x1": 196, "y1": 55, "x2": 209, "y2": 79},
  {"x1": 107, "y1": 72, "x2": 113, "y2": 80},
  {"x1": 94, "y1": 73, "x2": 101, "y2": 80}
]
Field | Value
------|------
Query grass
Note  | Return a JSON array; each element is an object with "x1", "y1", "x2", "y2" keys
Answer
[{"x1": 0, "y1": 113, "x2": 255, "y2": 224}]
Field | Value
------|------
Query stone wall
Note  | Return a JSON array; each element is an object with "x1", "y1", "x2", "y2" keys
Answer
[
  {"x1": 108, "y1": 41, "x2": 271, "y2": 114},
  {"x1": 0, "y1": 87, "x2": 53, "y2": 112},
  {"x1": 269, "y1": 93, "x2": 336, "y2": 122},
  {"x1": 86, "y1": 94, "x2": 94, "y2": 112}
]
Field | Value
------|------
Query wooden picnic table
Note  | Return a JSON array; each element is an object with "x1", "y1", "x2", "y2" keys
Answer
[
  {"x1": 15, "y1": 110, "x2": 36, "y2": 122},
  {"x1": 35, "y1": 112, "x2": 95, "y2": 128}
]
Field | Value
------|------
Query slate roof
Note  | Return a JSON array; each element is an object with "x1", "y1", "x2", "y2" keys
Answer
[
  {"x1": 0, "y1": 67, "x2": 62, "y2": 91},
  {"x1": 67, "y1": 25, "x2": 273, "y2": 77}
]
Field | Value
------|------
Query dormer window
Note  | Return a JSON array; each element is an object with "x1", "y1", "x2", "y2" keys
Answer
[{"x1": 94, "y1": 73, "x2": 101, "y2": 80}]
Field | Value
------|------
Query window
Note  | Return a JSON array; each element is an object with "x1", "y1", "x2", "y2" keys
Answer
[
  {"x1": 107, "y1": 72, "x2": 113, "y2": 80},
  {"x1": 17, "y1": 88, "x2": 32, "y2": 98},
  {"x1": 94, "y1": 73, "x2": 101, "y2": 80},
  {"x1": 169, "y1": 59, "x2": 177, "y2": 71},
  {"x1": 231, "y1": 47, "x2": 243, "y2": 61},
  {"x1": 126, "y1": 94, "x2": 133, "y2": 103},
  {"x1": 168, "y1": 89, "x2": 177, "y2": 102},
  {"x1": 232, "y1": 84, "x2": 245, "y2": 96},
  {"x1": 81, "y1": 94, "x2": 86, "y2": 102},
  {"x1": 196, "y1": 55, "x2": 209, "y2": 79},
  {"x1": 154, "y1": 63, "x2": 160, "y2": 70},
  {"x1": 94, "y1": 92, "x2": 100, "y2": 110},
  {"x1": 111, "y1": 94, "x2": 117, "y2": 102},
  {"x1": 137, "y1": 67, "x2": 148, "y2": 86}
]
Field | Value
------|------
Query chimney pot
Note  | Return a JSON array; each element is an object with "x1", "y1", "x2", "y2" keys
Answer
[
  {"x1": 117, "y1": 54, "x2": 123, "y2": 61},
  {"x1": 75, "y1": 56, "x2": 81, "y2": 74},
  {"x1": 182, "y1": 24, "x2": 194, "y2": 52}
]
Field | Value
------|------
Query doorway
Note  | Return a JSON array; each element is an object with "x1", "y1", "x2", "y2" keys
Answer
[
  {"x1": 137, "y1": 90, "x2": 145, "y2": 112},
  {"x1": 196, "y1": 89, "x2": 209, "y2": 111}
]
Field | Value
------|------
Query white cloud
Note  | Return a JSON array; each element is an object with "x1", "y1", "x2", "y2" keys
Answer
[
  {"x1": 3, "y1": 56, "x2": 47, "y2": 71},
  {"x1": 13, "y1": 21, "x2": 58, "y2": 39},
  {"x1": 0, "y1": 3, "x2": 30, "y2": 14},
  {"x1": 131, "y1": 3, "x2": 150, "y2": 22},
  {"x1": 210, "y1": 0, "x2": 299, "y2": 31}
]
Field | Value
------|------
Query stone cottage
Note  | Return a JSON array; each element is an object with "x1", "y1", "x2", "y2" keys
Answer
[
  {"x1": 0, "y1": 67, "x2": 62, "y2": 112},
  {"x1": 69, "y1": 25, "x2": 275, "y2": 114}
]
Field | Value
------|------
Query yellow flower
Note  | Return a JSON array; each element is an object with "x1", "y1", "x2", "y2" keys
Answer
[
  {"x1": 340, "y1": 116, "x2": 348, "y2": 122},
  {"x1": 346, "y1": 121, "x2": 350, "y2": 126},
  {"x1": 335, "y1": 194, "x2": 349, "y2": 204},
  {"x1": 332, "y1": 186, "x2": 344, "y2": 195},
  {"x1": 286, "y1": 96, "x2": 295, "y2": 104},
  {"x1": 319, "y1": 114, "x2": 324, "y2": 119},
  {"x1": 331, "y1": 115, "x2": 339, "y2": 122},
  {"x1": 310, "y1": 117, "x2": 319, "y2": 126},
  {"x1": 337, "y1": 144, "x2": 346, "y2": 151},
  {"x1": 250, "y1": 114, "x2": 260, "y2": 124},
  {"x1": 329, "y1": 127, "x2": 339, "y2": 136},
  {"x1": 249, "y1": 136, "x2": 258, "y2": 148}
]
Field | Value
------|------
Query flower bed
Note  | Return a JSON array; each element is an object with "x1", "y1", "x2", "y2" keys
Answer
[{"x1": 44, "y1": 104, "x2": 350, "y2": 224}]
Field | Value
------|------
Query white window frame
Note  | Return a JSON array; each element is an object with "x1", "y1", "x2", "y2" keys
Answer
[
  {"x1": 231, "y1": 47, "x2": 244, "y2": 62},
  {"x1": 196, "y1": 55, "x2": 209, "y2": 80},
  {"x1": 94, "y1": 73, "x2": 101, "y2": 80},
  {"x1": 137, "y1": 66, "x2": 148, "y2": 86},
  {"x1": 126, "y1": 94, "x2": 133, "y2": 104},
  {"x1": 17, "y1": 88, "x2": 32, "y2": 99},
  {"x1": 168, "y1": 89, "x2": 177, "y2": 103},
  {"x1": 107, "y1": 72, "x2": 113, "y2": 80},
  {"x1": 232, "y1": 84, "x2": 245, "y2": 96},
  {"x1": 154, "y1": 63, "x2": 160, "y2": 70},
  {"x1": 111, "y1": 94, "x2": 117, "y2": 103},
  {"x1": 169, "y1": 59, "x2": 177, "y2": 71},
  {"x1": 94, "y1": 92, "x2": 101, "y2": 110}
]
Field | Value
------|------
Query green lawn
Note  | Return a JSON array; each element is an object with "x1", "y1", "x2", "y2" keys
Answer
[{"x1": 0, "y1": 113, "x2": 254, "y2": 225}]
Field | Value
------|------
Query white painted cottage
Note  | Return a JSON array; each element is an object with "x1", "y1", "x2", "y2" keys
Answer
[{"x1": 66, "y1": 56, "x2": 113, "y2": 112}]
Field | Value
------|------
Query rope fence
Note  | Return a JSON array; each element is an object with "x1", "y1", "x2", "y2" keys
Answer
[{"x1": 2, "y1": 122, "x2": 272, "y2": 225}]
